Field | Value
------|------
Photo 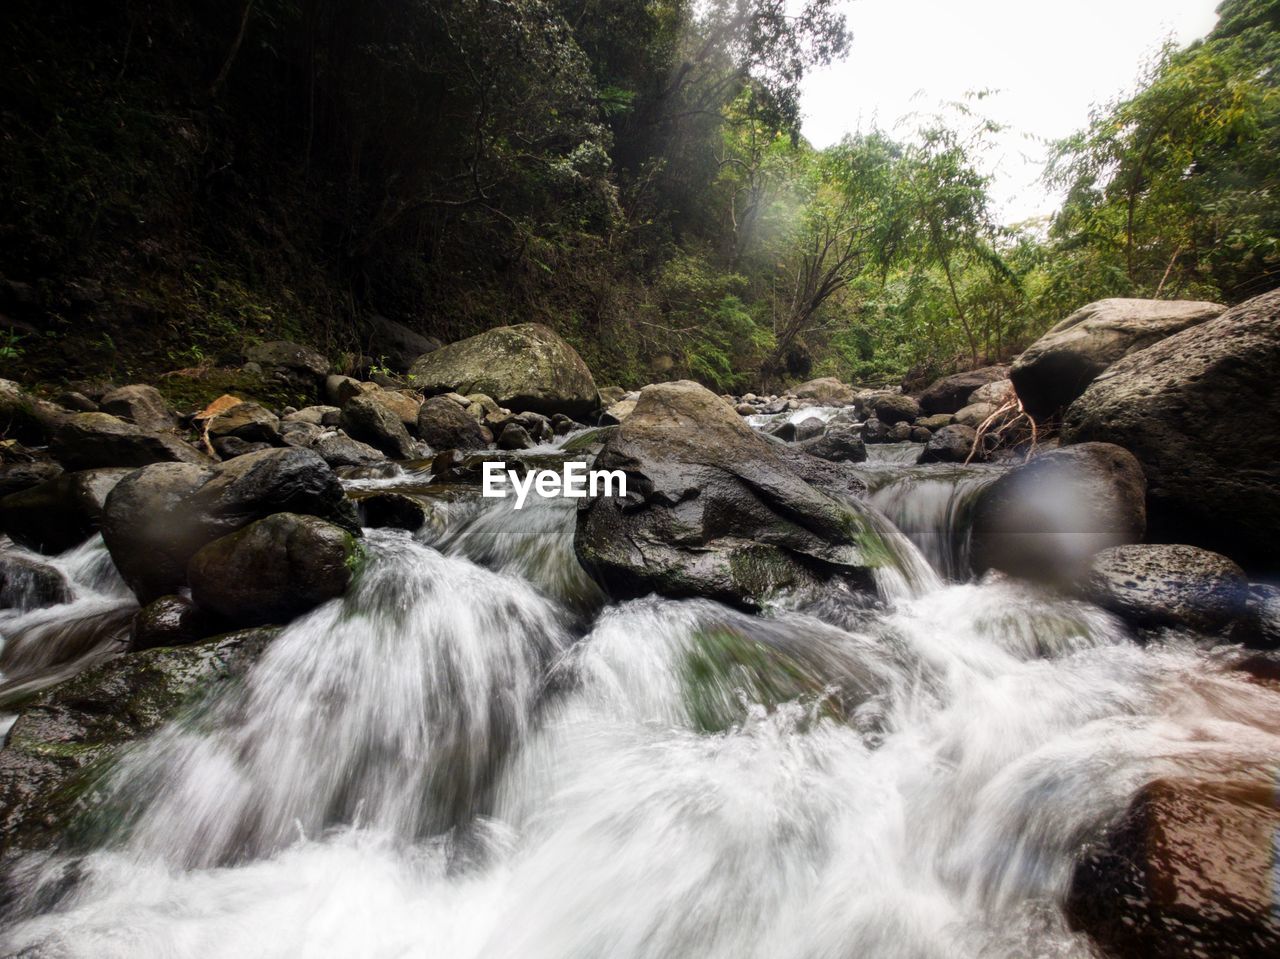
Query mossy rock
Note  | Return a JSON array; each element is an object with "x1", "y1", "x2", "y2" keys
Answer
[{"x1": 0, "y1": 628, "x2": 276, "y2": 859}]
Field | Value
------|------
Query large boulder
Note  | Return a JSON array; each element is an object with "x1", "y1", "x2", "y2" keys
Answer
[
  {"x1": 1067, "y1": 776, "x2": 1280, "y2": 959},
  {"x1": 1012, "y1": 298, "x2": 1223, "y2": 420},
  {"x1": 245, "y1": 340, "x2": 329, "y2": 394},
  {"x1": 798, "y1": 424, "x2": 867, "y2": 463},
  {"x1": 188, "y1": 513, "x2": 358, "y2": 627},
  {"x1": 1084, "y1": 544, "x2": 1249, "y2": 633},
  {"x1": 409, "y1": 323, "x2": 599, "y2": 419},
  {"x1": 970, "y1": 443, "x2": 1146, "y2": 584},
  {"x1": 0, "y1": 628, "x2": 276, "y2": 858},
  {"x1": 0, "y1": 555, "x2": 72, "y2": 611},
  {"x1": 917, "y1": 424, "x2": 979, "y2": 464},
  {"x1": 339, "y1": 394, "x2": 417, "y2": 460},
  {"x1": 573, "y1": 381, "x2": 884, "y2": 609},
  {"x1": 361, "y1": 315, "x2": 441, "y2": 373},
  {"x1": 1059, "y1": 290, "x2": 1280, "y2": 568},
  {"x1": 49, "y1": 413, "x2": 211, "y2": 471},
  {"x1": 206, "y1": 401, "x2": 281, "y2": 446},
  {"x1": 0, "y1": 379, "x2": 65, "y2": 445},
  {"x1": 0, "y1": 461, "x2": 63, "y2": 500},
  {"x1": 793, "y1": 377, "x2": 856, "y2": 406},
  {"x1": 416, "y1": 395, "x2": 490, "y2": 451},
  {"x1": 870, "y1": 394, "x2": 921, "y2": 425},
  {"x1": 917, "y1": 366, "x2": 1010, "y2": 415},
  {"x1": 98, "y1": 385, "x2": 176, "y2": 432},
  {"x1": 101, "y1": 448, "x2": 359, "y2": 602},
  {"x1": 0, "y1": 467, "x2": 133, "y2": 554}
]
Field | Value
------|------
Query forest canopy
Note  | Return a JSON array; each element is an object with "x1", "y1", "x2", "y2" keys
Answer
[{"x1": 0, "y1": 0, "x2": 1276, "y2": 391}]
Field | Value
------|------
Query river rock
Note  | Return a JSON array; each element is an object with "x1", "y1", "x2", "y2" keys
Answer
[
  {"x1": 953, "y1": 402, "x2": 997, "y2": 429},
  {"x1": 131, "y1": 594, "x2": 225, "y2": 651},
  {"x1": 409, "y1": 323, "x2": 600, "y2": 419},
  {"x1": 870, "y1": 394, "x2": 921, "y2": 425},
  {"x1": 917, "y1": 424, "x2": 978, "y2": 464},
  {"x1": 915, "y1": 413, "x2": 954, "y2": 431},
  {"x1": 188, "y1": 513, "x2": 359, "y2": 627},
  {"x1": 862, "y1": 417, "x2": 890, "y2": 444},
  {"x1": 206, "y1": 401, "x2": 281, "y2": 445},
  {"x1": 0, "y1": 379, "x2": 64, "y2": 446},
  {"x1": 357, "y1": 492, "x2": 430, "y2": 532},
  {"x1": 0, "y1": 467, "x2": 133, "y2": 555},
  {"x1": 917, "y1": 366, "x2": 1010, "y2": 415},
  {"x1": 283, "y1": 405, "x2": 339, "y2": 426},
  {"x1": 1083, "y1": 544, "x2": 1248, "y2": 633},
  {"x1": 967, "y1": 378, "x2": 1014, "y2": 408},
  {"x1": 365, "y1": 389, "x2": 421, "y2": 429},
  {"x1": 497, "y1": 423, "x2": 535, "y2": 450},
  {"x1": 416, "y1": 396, "x2": 490, "y2": 451},
  {"x1": 600, "y1": 397, "x2": 637, "y2": 425},
  {"x1": 1067, "y1": 776, "x2": 1280, "y2": 959},
  {"x1": 0, "y1": 556, "x2": 72, "y2": 611},
  {"x1": 0, "y1": 627, "x2": 276, "y2": 858},
  {"x1": 98, "y1": 385, "x2": 175, "y2": 432},
  {"x1": 573, "y1": 381, "x2": 884, "y2": 609},
  {"x1": 246, "y1": 340, "x2": 329, "y2": 394},
  {"x1": 799, "y1": 424, "x2": 867, "y2": 463},
  {"x1": 310, "y1": 431, "x2": 387, "y2": 468},
  {"x1": 362, "y1": 314, "x2": 441, "y2": 372},
  {"x1": 339, "y1": 394, "x2": 417, "y2": 459},
  {"x1": 279, "y1": 420, "x2": 323, "y2": 449},
  {"x1": 0, "y1": 461, "x2": 63, "y2": 500},
  {"x1": 1059, "y1": 289, "x2": 1280, "y2": 568},
  {"x1": 101, "y1": 448, "x2": 358, "y2": 602},
  {"x1": 793, "y1": 377, "x2": 856, "y2": 405},
  {"x1": 1012, "y1": 298, "x2": 1223, "y2": 420},
  {"x1": 211, "y1": 436, "x2": 273, "y2": 459},
  {"x1": 597, "y1": 386, "x2": 627, "y2": 407},
  {"x1": 970, "y1": 443, "x2": 1145, "y2": 584},
  {"x1": 49, "y1": 413, "x2": 211, "y2": 471}
]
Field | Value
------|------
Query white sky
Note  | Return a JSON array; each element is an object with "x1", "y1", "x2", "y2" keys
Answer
[{"x1": 799, "y1": 0, "x2": 1223, "y2": 224}]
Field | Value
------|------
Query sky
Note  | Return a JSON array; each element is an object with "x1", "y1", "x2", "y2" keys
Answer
[{"x1": 799, "y1": 0, "x2": 1223, "y2": 224}]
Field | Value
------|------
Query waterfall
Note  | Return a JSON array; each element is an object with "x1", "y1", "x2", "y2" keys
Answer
[{"x1": 1, "y1": 438, "x2": 1277, "y2": 959}]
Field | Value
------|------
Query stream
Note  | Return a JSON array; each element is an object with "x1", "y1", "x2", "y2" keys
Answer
[{"x1": 0, "y1": 427, "x2": 1277, "y2": 958}]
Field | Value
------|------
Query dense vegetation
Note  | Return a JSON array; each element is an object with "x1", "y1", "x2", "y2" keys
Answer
[{"x1": 0, "y1": 0, "x2": 1275, "y2": 393}]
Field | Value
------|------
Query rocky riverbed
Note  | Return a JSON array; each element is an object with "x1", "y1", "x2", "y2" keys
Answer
[{"x1": 0, "y1": 296, "x2": 1276, "y2": 957}]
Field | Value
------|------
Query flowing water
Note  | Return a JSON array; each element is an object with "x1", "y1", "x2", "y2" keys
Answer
[{"x1": 1, "y1": 430, "x2": 1278, "y2": 958}]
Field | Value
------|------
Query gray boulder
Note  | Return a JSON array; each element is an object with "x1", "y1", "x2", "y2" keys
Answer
[
  {"x1": 793, "y1": 377, "x2": 856, "y2": 406},
  {"x1": 1060, "y1": 289, "x2": 1280, "y2": 569},
  {"x1": 101, "y1": 448, "x2": 358, "y2": 602},
  {"x1": 357, "y1": 492, "x2": 430, "y2": 532},
  {"x1": 573, "y1": 381, "x2": 884, "y2": 609},
  {"x1": 416, "y1": 396, "x2": 490, "y2": 451},
  {"x1": 207, "y1": 401, "x2": 281, "y2": 446},
  {"x1": 339, "y1": 394, "x2": 416, "y2": 459},
  {"x1": 799, "y1": 424, "x2": 867, "y2": 463},
  {"x1": 918, "y1": 425, "x2": 978, "y2": 464},
  {"x1": 362, "y1": 314, "x2": 441, "y2": 372},
  {"x1": 918, "y1": 366, "x2": 1010, "y2": 415},
  {"x1": 409, "y1": 323, "x2": 600, "y2": 419},
  {"x1": 49, "y1": 413, "x2": 211, "y2": 471},
  {"x1": 0, "y1": 467, "x2": 133, "y2": 554},
  {"x1": 0, "y1": 461, "x2": 63, "y2": 500},
  {"x1": 1012, "y1": 298, "x2": 1223, "y2": 420},
  {"x1": 188, "y1": 513, "x2": 359, "y2": 627},
  {"x1": 1084, "y1": 544, "x2": 1248, "y2": 633},
  {"x1": 970, "y1": 443, "x2": 1146, "y2": 584},
  {"x1": 246, "y1": 340, "x2": 329, "y2": 394},
  {"x1": 871, "y1": 394, "x2": 921, "y2": 425},
  {"x1": 0, "y1": 555, "x2": 72, "y2": 611},
  {"x1": 99, "y1": 385, "x2": 176, "y2": 431},
  {"x1": 0, "y1": 379, "x2": 65, "y2": 446},
  {"x1": 131, "y1": 595, "x2": 225, "y2": 651},
  {"x1": 310, "y1": 431, "x2": 387, "y2": 468}
]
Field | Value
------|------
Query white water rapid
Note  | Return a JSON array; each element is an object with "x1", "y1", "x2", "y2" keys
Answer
[{"x1": 1, "y1": 438, "x2": 1277, "y2": 958}]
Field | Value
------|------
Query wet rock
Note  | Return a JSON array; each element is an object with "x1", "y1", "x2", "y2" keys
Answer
[
  {"x1": 339, "y1": 394, "x2": 416, "y2": 459},
  {"x1": 0, "y1": 461, "x2": 63, "y2": 500},
  {"x1": 1060, "y1": 290, "x2": 1280, "y2": 569},
  {"x1": 889, "y1": 421, "x2": 912, "y2": 442},
  {"x1": 917, "y1": 366, "x2": 1010, "y2": 415},
  {"x1": 357, "y1": 492, "x2": 429, "y2": 532},
  {"x1": 416, "y1": 396, "x2": 490, "y2": 451},
  {"x1": 188, "y1": 513, "x2": 359, "y2": 627},
  {"x1": 131, "y1": 595, "x2": 225, "y2": 651},
  {"x1": 917, "y1": 424, "x2": 978, "y2": 464},
  {"x1": 910, "y1": 426, "x2": 932, "y2": 443},
  {"x1": 101, "y1": 448, "x2": 358, "y2": 602},
  {"x1": 1066, "y1": 776, "x2": 1280, "y2": 959},
  {"x1": 464, "y1": 393, "x2": 501, "y2": 418},
  {"x1": 1084, "y1": 544, "x2": 1248, "y2": 633},
  {"x1": 497, "y1": 423, "x2": 535, "y2": 450},
  {"x1": 49, "y1": 413, "x2": 211, "y2": 471},
  {"x1": 1013, "y1": 298, "x2": 1223, "y2": 420},
  {"x1": 970, "y1": 443, "x2": 1145, "y2": 584},
  {"x1": 799, "y1": 424, "x2": 867, "y2": 463},
  {"x1": 574, "y1": 381, "x2": 883, "y2": 609},
  {"x1": 409, "y1": 323, "x2": 600, "y2": 419},
  {"x1": 915, "y1": 413, "x2": 954, "y2": 431},
  {"x1": 283, "y1": 405, "x2": 340, "y2": 426},
  {"x1": 361, "y1": 314, "x2": 441, "y2": 372},
  {"x1": 367, "y1": 389, "x2": 421, "y2": 429},
  {"x1": 870, "y1": 394, "x2": 921, "y2": 425},
  {"x1": 550, "y1": 413, "x2": 579, "y2": 435},
  {"x1": 278, "y1": 420, "x2": 323, "y2": 449},
  {"x1": 862, "y1": 417, "x2": 890, "y2": 444},
  {"x1": 0, "y1": 628, "x2": 277, "y2": 858},
  {"x1": 0, "y1": 379, "x2": 65, "y2": 446},
  {"x1": 1236, "y1": 584, "x2": 1280, "y2": 651},
  {"x1": 0, "y1": 556, "x2": 72, "y2": 611},
  {"x1": 211, "y1": 436, "x2": 273, "y2": 459},
  {"x1": 310, "y1": 431, "x2": 386, "y2": 468},
  {"x1": 98, "y1": 385, "x2": 176, "y2": 432},
  {"x1": 206, "y1": 402, "x2": 281, "y2": 446},
  {"x1": 793, "y1": 377, "x2": 856, "y2": 406},
  {"x1": 0, "y1": 468, "x2": 132, "y2": 554}
]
